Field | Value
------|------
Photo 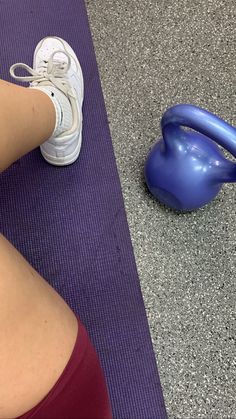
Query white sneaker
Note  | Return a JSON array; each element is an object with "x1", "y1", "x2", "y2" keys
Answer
[{"x1": 10, "y1": 36, "x2": 84, "y2": 166}]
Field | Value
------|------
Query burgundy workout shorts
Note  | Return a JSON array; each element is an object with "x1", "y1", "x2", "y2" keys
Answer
[{"x1": 17, "y1": 317, "x2": 112, "y2": 418}]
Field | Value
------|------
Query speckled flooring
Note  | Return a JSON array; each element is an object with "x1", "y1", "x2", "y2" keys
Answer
[{"x1": 85, "y1": 1, "x2": 236, "y2": 418}]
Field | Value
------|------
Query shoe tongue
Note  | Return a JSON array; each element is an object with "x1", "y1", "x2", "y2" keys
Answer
[
  {"x1": 50, "y1": 59, "x2": 67, "y2": 75},
  {"x1": 38, "y1": 59, "x2": 65, "y2": 75}
]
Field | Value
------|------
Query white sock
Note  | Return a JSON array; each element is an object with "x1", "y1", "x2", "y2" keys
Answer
[{"x1": 30, "y1": 86, "x2": 73, "y2": 137}]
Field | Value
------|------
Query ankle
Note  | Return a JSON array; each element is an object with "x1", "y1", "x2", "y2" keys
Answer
[
  {"x1": 28, "y1": 88, "x2": 57, "y2": 139},
  {"x1": 30, "y1": 86, "x2": 73, "y2": 138}
]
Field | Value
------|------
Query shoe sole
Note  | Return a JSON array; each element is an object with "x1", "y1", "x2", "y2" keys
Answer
[{"x1": 33, "y1": 36, "x2": 84, "y2": 166}]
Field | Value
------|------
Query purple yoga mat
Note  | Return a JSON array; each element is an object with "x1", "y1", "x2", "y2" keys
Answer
[{"x1": 0, "y1": 1, "x2": 167, "y2": 417}]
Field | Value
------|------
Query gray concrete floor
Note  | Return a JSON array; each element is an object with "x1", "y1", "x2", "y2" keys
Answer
[{"x1": 85, "y1": 1, "x2": 236, "y2": 418}]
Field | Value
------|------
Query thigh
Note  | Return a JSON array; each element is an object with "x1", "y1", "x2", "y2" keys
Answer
[{"x1": 0, "y1": 234, "x2": 78, "y2": 418}]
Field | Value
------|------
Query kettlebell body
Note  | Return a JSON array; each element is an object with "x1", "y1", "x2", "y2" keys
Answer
[{"x1": 145, "y1": 105, "x2": 236, "y2": 211}]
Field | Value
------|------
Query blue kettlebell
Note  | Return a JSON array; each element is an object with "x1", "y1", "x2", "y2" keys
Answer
[{"x1": 145, "y1": 104, "x2": 236, "y2": 211}]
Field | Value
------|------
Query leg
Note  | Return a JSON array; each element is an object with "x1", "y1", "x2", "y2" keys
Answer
[
  {"x1": 0, "y1": 234, "x2": 79, "y2": 417},
  {"x1": 0, "y1": 79, "x2": 56, "y2": 172},
  {"x1": 0, "y1": 81, "x2": 78, "y2": 417}
]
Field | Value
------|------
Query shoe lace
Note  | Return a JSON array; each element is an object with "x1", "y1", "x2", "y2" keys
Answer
[{"x1": 9, "y1": 50, "x2": 77, "y2": 99}]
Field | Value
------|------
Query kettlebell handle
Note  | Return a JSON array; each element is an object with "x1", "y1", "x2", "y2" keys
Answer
[{"x1": 161, "y1": 104, "x2": 236, "y2": 158}]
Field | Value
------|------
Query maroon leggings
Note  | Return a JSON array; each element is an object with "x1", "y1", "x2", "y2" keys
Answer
[{"x1": 18, "y1": 317, "x2": 112, "y2": 419}]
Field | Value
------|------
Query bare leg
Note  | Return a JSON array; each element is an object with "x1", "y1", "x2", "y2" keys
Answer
[
  {"x1": 0, "y1": 80, "x2": 78, "y2": 418},
  {"x1": 0, "y1": 79, "x2": 56, "y2": 172}
]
